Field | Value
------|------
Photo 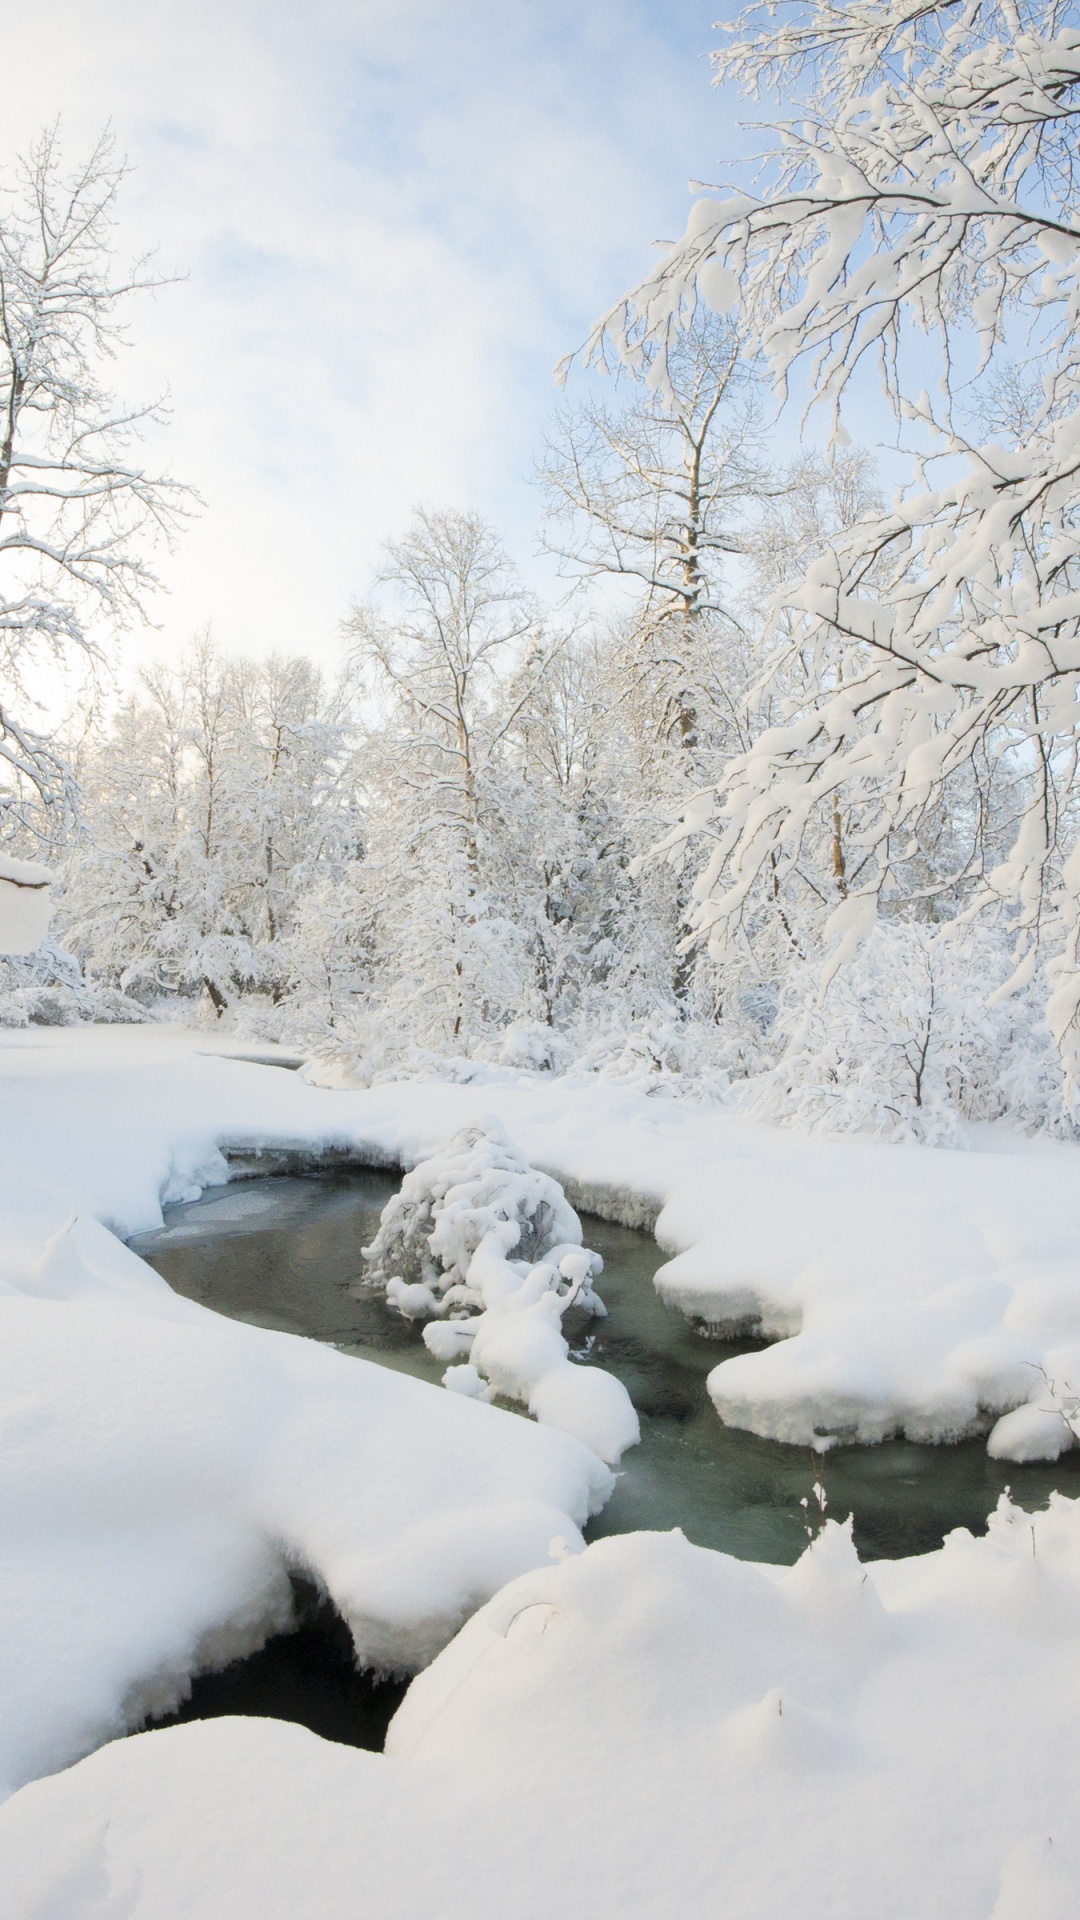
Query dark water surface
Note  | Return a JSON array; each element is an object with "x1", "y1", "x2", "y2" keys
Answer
[{"x1": 128, "y1": 1169, "x2": 1080, "y2": 1741}]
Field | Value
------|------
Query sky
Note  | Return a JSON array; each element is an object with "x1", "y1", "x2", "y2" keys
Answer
[{"x1": 5, "y1": 0, "x2": 760, "y2": 679}]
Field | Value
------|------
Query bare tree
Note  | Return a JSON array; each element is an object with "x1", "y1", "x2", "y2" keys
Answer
[
  {"x1": 0, "y1": 125, "x2": 193, "y2": 837},
  {"x1": 541, "y1": 312, "x2": 773, "y2": 762}
]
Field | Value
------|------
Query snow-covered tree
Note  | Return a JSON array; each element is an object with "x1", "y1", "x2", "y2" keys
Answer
[
  {"x1": 496, "y1": 633, "x2": 668, "y2": 1035},
  {"x1": 60, "y1": 639, "x2": 361, "y2": 1015},
  {"x1": 589, "y1": 0, "x2": 1080, "y2": 1099},
  {"x1": 342, "y1": 509, "x2": 559, "y2": 1049},
  {"x1": 0, "y1": 127, "x2": 191, "y2": 838}
]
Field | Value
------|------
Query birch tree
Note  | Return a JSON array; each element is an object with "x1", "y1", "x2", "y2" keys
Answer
[{"x1": 543, "y1": 311, "x2": 771, "y2": 775}]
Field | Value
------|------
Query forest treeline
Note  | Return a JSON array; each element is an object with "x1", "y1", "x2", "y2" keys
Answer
[{"x1": 5, "y1": 4, "x2": 1080, "y2": 1142}]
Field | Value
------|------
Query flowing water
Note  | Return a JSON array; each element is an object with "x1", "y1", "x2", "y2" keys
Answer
[{"x1": 127, "y1": 1167, "x2": 1080, "y2": 1744}]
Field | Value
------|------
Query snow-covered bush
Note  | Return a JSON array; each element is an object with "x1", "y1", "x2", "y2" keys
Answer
[
  {"x1": 0, "y1": 941, "x2": 149, "y2": 1029},
  {"x1": 362, "y1": 1123, "x2": 639, "y2": 1464},
  {"x1": 497, "y1": 1023, "x2": 571, "y2": 1073},
  {"x1": 571, "y1": 1004, "x2": 770, "y2": 1102},
  {"x1": 363, "y1": 1121, "x2": 587, "y2": 1301},
  {"x1": 749, "y1": 922, "x2": 1066, "y2": 1143}
]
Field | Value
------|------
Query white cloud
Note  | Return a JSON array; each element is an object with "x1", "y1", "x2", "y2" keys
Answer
[{"x1": 5, "y1": 0, "x2": 729, "y2": 675}]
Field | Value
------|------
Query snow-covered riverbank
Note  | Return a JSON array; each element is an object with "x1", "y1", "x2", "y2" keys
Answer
[
  {"x1": 5, "y1": 1025, "x2": 1080, "y2": 1917},
  {"x1": 0, "y1": 1029, "x2": 613, "y2": 1799},
  {"x1": 5, "y1": 1503, "x2": 1080, "y2": 1919},
  {"x1": 7, "y1": 1024, "x2": 1080, "y2": 1457}
]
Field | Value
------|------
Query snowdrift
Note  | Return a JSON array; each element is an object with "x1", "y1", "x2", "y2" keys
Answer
[{"x1": 4, "y1": 1507, "x2": 1080, "y2": 1918}]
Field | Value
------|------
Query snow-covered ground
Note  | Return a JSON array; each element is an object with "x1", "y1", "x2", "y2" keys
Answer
[
  {"x1": 5, "y1": 1024, "x2": 1080, "y2": 1917},
  {"x1": 5, "y1": 1506, "x2": 1080, "y2": 1919},
  {"x1": 0, "y1": 1029, "x2": 612, "y2": 1799}
]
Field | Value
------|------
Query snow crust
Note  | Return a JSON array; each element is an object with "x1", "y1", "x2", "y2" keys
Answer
[
  {"x1": 5, "y1": 1503, "x2": 1080, "y2": 1918},
  {"x1": 5, "y1": 1025, "x2": 1080, "y2": 1457}
]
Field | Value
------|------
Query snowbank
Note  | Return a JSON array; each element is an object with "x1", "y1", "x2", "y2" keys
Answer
[
  {"x1": 0, "y1": 1113, "x2": 610, "y2": 1798},
  {"x1": 5, "y1": 1024, "x2": 1080, "y2": 1458},
  {"x1": 322, "y1": 1075, "x2": 1080, "y2": 1457},
  {"x1": 4, "y1": 1503, "x2": 1080, "y2": 1918}
]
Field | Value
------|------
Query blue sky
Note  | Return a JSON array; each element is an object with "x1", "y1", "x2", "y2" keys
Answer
[{"x1": 8, "y1": 0, "x2": 769, "y2": 672}]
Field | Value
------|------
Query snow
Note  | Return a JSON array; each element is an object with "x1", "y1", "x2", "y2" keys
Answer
[
  {"x1": 6, "y1": 1026, "x2": 1080, "y2": 1910},
  {"x1": 5, "y1": 1503, "x2": 1080, "y2": 1918},
  {"x1": 5, "y1": 1024, "x2": 1080, "y2": 1461},
  {"x1": 323, "y1": 1075, "x2": 1080, "y2": 1456},
  {"x1": 365, "y1": 1123, "x2": 638, "y2": 1464},
  {"x1": 0, "y1": 1034, "x2": 613, "y2": 1799},
  {"x1": 0, "y1": 852, "x2": 52, "y2": 955}
]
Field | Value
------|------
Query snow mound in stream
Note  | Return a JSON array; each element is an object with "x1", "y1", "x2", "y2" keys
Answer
[{"x1": 364, "y1": 1123, "x2": 640, "y2": 1465}]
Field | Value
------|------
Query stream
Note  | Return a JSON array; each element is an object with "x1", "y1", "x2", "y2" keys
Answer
[{"x1": 127, "y1": 1166, "x2": 1080, "y2": 1745}]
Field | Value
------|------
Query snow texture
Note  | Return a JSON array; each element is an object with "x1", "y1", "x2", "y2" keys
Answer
[
  {"x1": 5, "y1": 1503, "x2": 1080, "y2": 1917},
  {"x1": 364, "y1": 1122, "x2": 638, "y2": 1464}
]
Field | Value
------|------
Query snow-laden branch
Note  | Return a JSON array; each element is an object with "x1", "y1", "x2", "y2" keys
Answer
[{"x1": 581, "y1": 1, "x2": 1080, "y2": 1095}]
